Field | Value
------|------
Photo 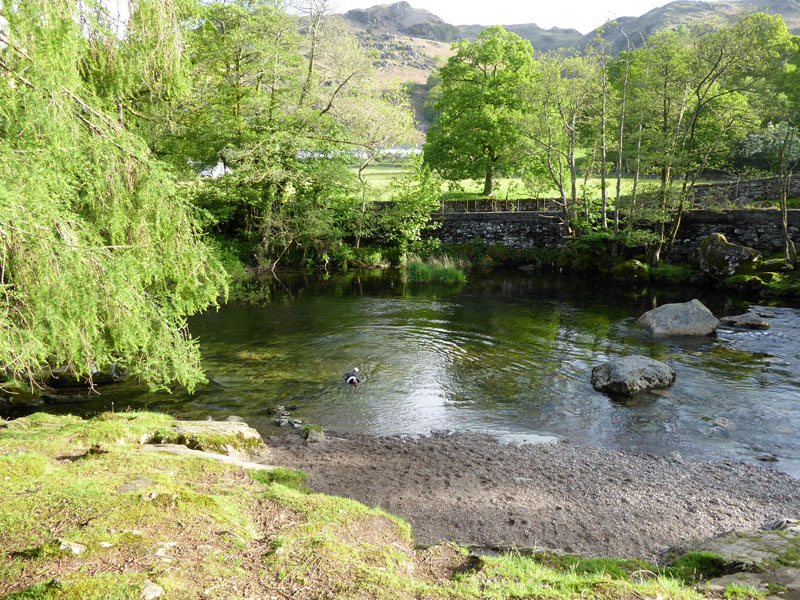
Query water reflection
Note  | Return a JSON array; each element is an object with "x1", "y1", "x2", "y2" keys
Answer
[{"x1": 6, "y1": 269, "x2": 800, "y2": 478}]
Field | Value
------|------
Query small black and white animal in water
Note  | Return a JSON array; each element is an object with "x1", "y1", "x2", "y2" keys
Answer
[{"x1": 344, "y1": 368, "x2": 360, "y2": 387}]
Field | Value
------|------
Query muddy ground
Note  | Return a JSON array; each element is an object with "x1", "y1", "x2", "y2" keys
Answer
[{"x1": 264, "y1": 431, "x2": 800, "y2": 562}]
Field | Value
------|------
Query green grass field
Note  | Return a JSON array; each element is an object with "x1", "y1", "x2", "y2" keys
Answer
[{"x1": 352, "y1": 163, "x2": 715, "y2": 203}]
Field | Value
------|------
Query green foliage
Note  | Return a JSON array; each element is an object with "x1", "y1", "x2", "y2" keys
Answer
[
  {"x1": 0, "y1": 0, "x2": 227, "y2": 391},
  {"x1": 405, "y1": 256, "x2": 467, "y2": 284},
  {"x1": 724, "y1": 582, "x2": 765, "y2": 599},
  {"x1": 425, "y1": 27, "x2": 536, "y2": 197},
  {"x1": 379, "y1": 154, "x2": 442, "y2": 251},
  {"x1": 648, "y1": 264, "x2": 694, "y2": 283}
]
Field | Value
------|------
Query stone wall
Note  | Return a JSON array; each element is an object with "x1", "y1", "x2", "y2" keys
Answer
[
  {"x1": 431, "y1": 212, "x2": 565, "y2": 249},
  {"x1": 433, "y1": 209, "x2": 800, "y2": 258},
  {"x1": 691, "y1": 177, "x2": 800, "y2": 208},
  {"x1": 670, "y1": 210, "x2": 800, "y2": 261}
]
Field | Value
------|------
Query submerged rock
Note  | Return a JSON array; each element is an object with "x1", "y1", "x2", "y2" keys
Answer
[
  {"x1": 591, "y1": 355, "x2": 676, "y2": 396},
  {"x1": 638, "y1": 299, "x2": 719, "y2": 336},
  {"x1": 719, "y1": 312, "x2": 771, "y2": 330},
  {"x1": 698, "y1": 233, "x2": 761, "y2": 280}
]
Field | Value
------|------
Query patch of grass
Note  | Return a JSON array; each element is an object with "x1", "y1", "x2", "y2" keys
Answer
[
  {"x1": 251, "y1": 467, "x2": 309, "y2": 493},
  {"x1": 536, "y1": 553, "x2": 656, "y2": 579},
  {"x1": 649, "y1": 263, "x2": 694, "y2": 283},
  {"x1": 764, "y1": 270, "x2": 800, "y2": 298},
  {"x1": 724, "y1": 582, "x2": 765, "y2": 599},
  {"x1": 668, "y1": 551, "x2": 729, "y2": 581},
  {"x1": 405, "y1": 255, "x2": 467, "y2": 284}
]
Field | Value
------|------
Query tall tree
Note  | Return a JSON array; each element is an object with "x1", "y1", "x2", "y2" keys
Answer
[
  {"x1": 745, "y1": 35, "x2": 800, "y2": 263},
  {"x1": 518, "y1": 51, "x2": 599, "y2": 235},
  {"x1": 0, "y1": 0, "x2": 226, "y2": 390},
  {"x1": 424, "y1": 27, "x2": 535, "y2": 198},
  {"x1": 636, "y1": 16, "x2": 792, "y2": 263}
]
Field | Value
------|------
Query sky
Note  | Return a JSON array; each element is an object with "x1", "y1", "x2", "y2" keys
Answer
[{"x1": 329, "y1": 0, "x2": 696, "y2": 34}]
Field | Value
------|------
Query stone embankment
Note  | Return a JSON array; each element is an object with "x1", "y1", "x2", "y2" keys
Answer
[{"x1": 431, "y1": 209, "x2": 800, "y2": 257}]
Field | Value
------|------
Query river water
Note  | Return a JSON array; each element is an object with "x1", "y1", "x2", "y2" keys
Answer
[{"x1": 13, "y1": 269, "x2": 800, "y2": 477}]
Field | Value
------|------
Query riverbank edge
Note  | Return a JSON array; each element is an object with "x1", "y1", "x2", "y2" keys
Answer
[
  {"x1": 0, "y1": 411, "x2": 781, "y2": 600},
  {"x1": 226, "y1": 240, "x2": 800, "y2": 305}
]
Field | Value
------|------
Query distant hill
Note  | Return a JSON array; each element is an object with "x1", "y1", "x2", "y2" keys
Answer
[
  {"x1": 341, "y1": 0, "x2": 800, "y2": 53},
  {"x1": 339, "y1": 0, "x2": 800, "y2": 128},
  {"x1": 345, "y1": 1, "x2": 460, "y2": 41},
  {"x1": 458, "y1": 23, "x2": 583, "y2": 52},
  {"x1": 582, "y1": 0, "x2": 800, "y2": 53}
]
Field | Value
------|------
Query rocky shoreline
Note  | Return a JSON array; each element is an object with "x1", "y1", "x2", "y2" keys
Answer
[{"x1": 264, "y1": 429, "x2": 800, "y2": 562}]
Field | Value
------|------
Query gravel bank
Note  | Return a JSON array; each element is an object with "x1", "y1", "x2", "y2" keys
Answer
[{"x1": 265, "y1": 431, "x2": 800, "y2": 561}]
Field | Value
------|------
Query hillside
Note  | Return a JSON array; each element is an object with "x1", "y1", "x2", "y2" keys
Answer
[
  {"x1": 345, "y1": 0, "x2": 460, "y2": 40},
  {"x1": 339, "y1": 0, "x2": 800, "y2": 127},
  {"x1": 458, "y1": 23, "x2": 583, "y2": 52},
  {"x1": 342, "y1": 0, "x2": 800, "y2": 55},
  {"x1": 582, "y1": 0, "x2": 800, "y2": 52}
]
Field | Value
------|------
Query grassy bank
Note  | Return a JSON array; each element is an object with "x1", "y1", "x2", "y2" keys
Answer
[
  {"x1": 405, "y1": 255, "x2": 467, "y2": 284},
  {"x1": 0, "y1": 412, "x2": 751, "y2": 599}
]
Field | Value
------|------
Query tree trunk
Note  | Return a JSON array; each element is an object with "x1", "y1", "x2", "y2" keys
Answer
[
  {"x1": 780, "y1": 172, "x2": 798, "y2": 263},
  {"x1": 483, "y1": 162, "x2": 495, "y2": 197},
  {"x1": 600, "y1": 64, "x2": 608, "y2": 230}
]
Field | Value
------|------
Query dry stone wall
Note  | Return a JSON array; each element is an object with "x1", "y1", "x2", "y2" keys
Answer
[
  {"x1": 431, "y1": 212, "x2": 565, "y2": 250},
  {"x1": 433, "y1": 210, "x2": 800, "y2": 258}
]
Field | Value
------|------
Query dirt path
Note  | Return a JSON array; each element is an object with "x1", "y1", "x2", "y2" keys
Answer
[{"x1": 264, "y1": 431, "x2": 800, "y2": 561}]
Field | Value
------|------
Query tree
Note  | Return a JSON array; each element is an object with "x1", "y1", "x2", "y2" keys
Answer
[
  {"x1": 175, "y1": 0, "x2": 419, "y2": 267},
  {"x1": 424, "y1": 27, "x2": 535, "y2": 198},
  {"x1": 745, "y1": 36, "x2": 800, "y2": 263},
  {"x1": 518, "y1": 51, "x2": 600, "y2": 234},
  {"x1": 632, "y1": 16, "x2": 792, "y2": 264},
  {"x1": 0, "y1": 0, "x2": 227, "y2": 391}
]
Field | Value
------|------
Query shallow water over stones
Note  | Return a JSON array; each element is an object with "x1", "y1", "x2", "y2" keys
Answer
[{"x1": 9, "y1": 270, "x2": 800, "y2": 478}]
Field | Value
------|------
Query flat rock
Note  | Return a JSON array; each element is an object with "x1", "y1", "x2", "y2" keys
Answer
[
  {"x1": 305, "y1": 429, "x2": 325, "y2": 443},
  {"x1": 117, "y1": 477, "x2": 154, "y2": 494},
  {"x1": 720, "y1": 312, "x2": 771, "y2": 330},
  {"x1": 690, "y1": 523, "x2": 800, "y2": 572},
  {"x1": 142, "y1": 443, "x2": 277, "y2": 471},
  {"x1": 161, "y1": 420, "x2": 268, "y2": 461},
  {"x1": 591, "y1": 355, "x2": 676, "y2": 396},
  {"x1": 638, "y1": 299, "x2": 720, "y2": 336},
  {"x1": 58, "y1": 540, "x2": 86, "y2": 555},
  {"x1": 706, "y1": 572, "x2": 769, "y2": 592},
  {"x1": 140, "y1": 580, "x2": 164, "y2": 600}
]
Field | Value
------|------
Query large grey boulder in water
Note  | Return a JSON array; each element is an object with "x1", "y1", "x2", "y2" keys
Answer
[
  {"x1": 592, "y1": 355, "x2": 676, "y2": 396},
  {"x1": 638, "y1": 299, "x2": 720, "y2": 336}
]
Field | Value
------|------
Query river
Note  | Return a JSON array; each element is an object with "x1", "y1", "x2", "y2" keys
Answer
[{"x1": 9, "y1": 269, "x2": 800, "y2": 477}]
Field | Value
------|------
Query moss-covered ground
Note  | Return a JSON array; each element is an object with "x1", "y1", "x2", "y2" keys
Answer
[{"x1": 0, "y1": 412, "x2": 752, "y2": 599}]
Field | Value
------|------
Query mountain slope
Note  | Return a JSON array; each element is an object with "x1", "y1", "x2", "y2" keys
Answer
[
  {"x1": 583, "y1": 0, "x2": 800, "y2": 52},
  {"x1": 341, "y1": 0, "x2": 800, "y2": 54},
  {"x1": 458, "y1": 23, "x2": 583, "y2": 51},
  {"x1": 345, "y1": 1, "x2": 460, "y2": 41}
]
